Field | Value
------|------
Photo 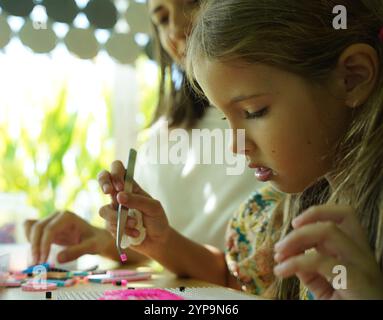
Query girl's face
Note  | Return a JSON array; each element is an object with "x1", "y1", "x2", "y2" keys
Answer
[
  {"x1": 194, "y1": 60, "x2": 352, "y2": 193},
  {"x1": 149, "y1": 0, "x2": 199, "y2": 67}
]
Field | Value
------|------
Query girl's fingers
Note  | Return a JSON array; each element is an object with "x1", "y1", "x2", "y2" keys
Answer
[
  {"x1": 292, "y1": 205, "x2": 344, "y2": 229},
  {"x1": 274, "y1": 222, "x2": 366, "y2": 268},
  {"x1": 99, "y1": 205, "x2": 137, "y2": 226},
  {"x1": 107, "y1": 227, "x2": 116, "y2": 238},
  {"x1": 110, "y1": 160, "x2": 126, "y2": 192},
  {"x1": 105, "y1": 223, "x2": 139, "y2": 239},
  {"x1": 274, "y1": 250, "x2": 339, "y2": 283},
  {"x1": 109, "y1": 218, "x2": 137, "y2": 228},
  {"x1": 131, "y1": 180, "x2": 151, "y2": 198},
  {"x1": 97, "y1": 170, "x2": 114, "y2": 194},
  {"x1": 99, "y1": 205, "x2": 117, "y2": 224},
  {"x1": 274, "y1": 250, "x2": 375, "y2": 300},
  {"x1": 116, "y1": 192, "x2": 162, "y2": 218},
  {"x1": 127, "y1": 218, "x2": 137, "y2": 228},
  {"x1": 125, "y1": 228, "x2": 140, "y2": 238},
  {"x1": 97, "y1": 158, "x2": 151, "y2": 199},
  {"x1": 296, "y1": 272, "x2": 334, "y2": 300},
  {"x1": 99, "y1": 209, "x2": 136, "y2": 226},
  {"x1": 292, "y1": 205, "x2": 370, "y2": 253}
]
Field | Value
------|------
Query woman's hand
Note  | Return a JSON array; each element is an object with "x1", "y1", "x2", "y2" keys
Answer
[
  {"x1": 24, "y1": 211, "x2": 115, "y2": 265},
  {"x1": 273, "y1": 205, "x2": 383, "y2": 300},
  {"x1": 98, "y1": 179, "x2": 171, "y2": 257}
]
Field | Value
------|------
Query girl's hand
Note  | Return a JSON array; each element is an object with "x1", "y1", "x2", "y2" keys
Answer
[
  {"x1": 273, "y1": 205, "x2": 383, "y2": 300},
  {"x1": 97, "y1": 160, "x2": 126, "y2": 208},
  {"x1": 98, "y1": 180, "x2": 171, "y2": 257}
]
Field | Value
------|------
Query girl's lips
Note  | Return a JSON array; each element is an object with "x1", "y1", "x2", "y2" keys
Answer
[{"x1": 249, "y1": 165, "x2": 274, "y2": 182}]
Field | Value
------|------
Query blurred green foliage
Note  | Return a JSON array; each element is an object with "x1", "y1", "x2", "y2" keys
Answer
[
  {"x1": 0, "y1": 87, "x2": 114, "y2": 218},
  {"x1": 0, "y1": 56, "x2": 159, "y2": 220}
]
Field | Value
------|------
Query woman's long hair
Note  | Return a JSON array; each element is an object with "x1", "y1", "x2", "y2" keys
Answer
[{"x1": 149, "y1": 7, "x2": 209, "y2": 129}]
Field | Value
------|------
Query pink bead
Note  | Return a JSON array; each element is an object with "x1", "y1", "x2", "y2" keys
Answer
[{"x1": 120, "y1": 253, "x2": 127, "y2": 262}]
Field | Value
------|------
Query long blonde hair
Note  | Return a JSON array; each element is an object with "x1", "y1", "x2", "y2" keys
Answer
[{"x1": 186, "y1": 0, "x2": 383, "y2": 299}]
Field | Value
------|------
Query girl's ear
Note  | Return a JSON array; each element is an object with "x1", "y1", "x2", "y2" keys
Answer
[{"x1": 337, "y1": 44, "x2": 379, "y2": 108}]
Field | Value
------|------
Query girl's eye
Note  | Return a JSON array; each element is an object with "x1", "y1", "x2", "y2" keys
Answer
[
  {"x1": 245, "y1": 107, "x2": 268, "y2": 119},
  {"x1": 221, "y1": 117, "x2": 227, "y2": 121}
]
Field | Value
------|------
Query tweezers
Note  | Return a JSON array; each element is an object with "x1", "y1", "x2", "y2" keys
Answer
[{"x1": 116, "y1": 148, "x2": 137, "y2": 262}]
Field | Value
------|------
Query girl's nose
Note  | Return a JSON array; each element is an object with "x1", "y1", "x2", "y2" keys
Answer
[
  {"x1": 229, "y1": 128, "x2": 250, "y2": 155},
  {"x1": 230, "y1": 142, "x2": 250, "y2": 155}
]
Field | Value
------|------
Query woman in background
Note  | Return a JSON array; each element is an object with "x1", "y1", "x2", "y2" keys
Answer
[{"x1": 24, "y1": 0, "x2": 261, "y2": 266}]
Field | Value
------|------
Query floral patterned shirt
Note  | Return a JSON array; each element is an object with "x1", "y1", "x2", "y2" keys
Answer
[{"x1": 225, "y1": 185, "x2": 313, "y2": 300}]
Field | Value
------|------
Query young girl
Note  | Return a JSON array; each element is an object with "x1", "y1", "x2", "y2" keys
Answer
[
  {"x1": 185, "y1": 0, "x2": 383, "y2": 299},
  {"x1": 100, "y1": 0, "x2": 383, "y2": 299}
]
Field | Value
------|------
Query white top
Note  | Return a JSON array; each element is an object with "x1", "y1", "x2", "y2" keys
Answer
[{"x1": 134, "y1": 107, "x2": 261, "y2": 251}]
